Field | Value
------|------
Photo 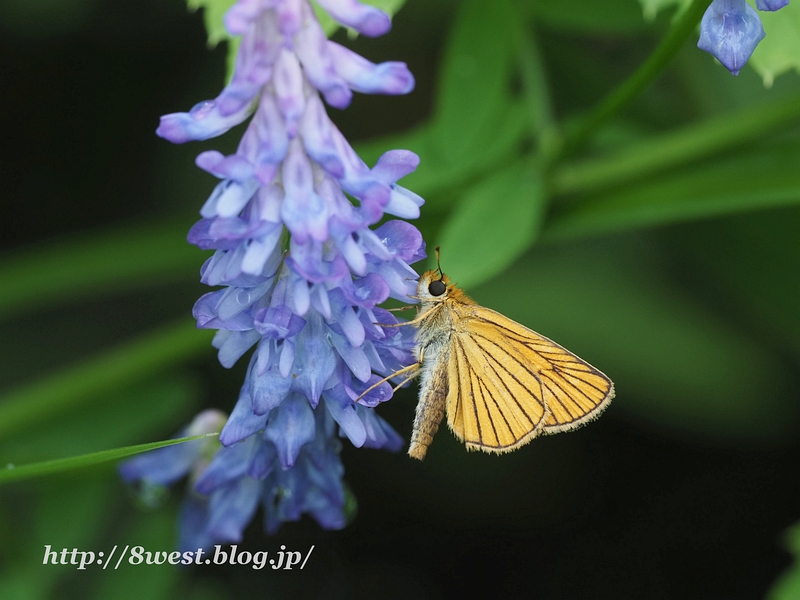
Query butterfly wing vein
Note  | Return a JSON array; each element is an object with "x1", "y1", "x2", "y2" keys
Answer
[{"x1": 445, "y1": 307, "x2": 614, "y2": 453}]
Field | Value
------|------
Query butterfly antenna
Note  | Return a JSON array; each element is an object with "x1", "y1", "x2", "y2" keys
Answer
[{"x1": 435, "y1": 246, "x2": 442, "y2": 277}]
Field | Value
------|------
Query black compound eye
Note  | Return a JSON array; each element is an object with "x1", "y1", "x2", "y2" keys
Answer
[{"x1": 428, "y1": 279, "x2": 446, "y2": 297}]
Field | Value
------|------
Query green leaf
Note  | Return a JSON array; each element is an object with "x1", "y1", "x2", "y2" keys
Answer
[
  {"x1": 0, "y1": 320, "x2": 213, "y2": 441},
  {"x1": 0, "y1": 218, "x2": 200, "y2": 320},
  {"x1": 0, "y1": 434, "x2": 217, "y2": 485},
  {"x1": 748, "y1": 1, "x2": 800, "y2": 87},
  {"x1": 186, "y1": 0, "x2": 237, "y2": 47},
  {"x1": 470, "y1": 237, "x2": 796, "y2": 442},
  {"x1": 533, "y1": 0, "x2": 650, "y2": 33},
  {"x1": 433, "y1": 0, "x2": 517, "y2": 165},
  {"x1": 435, "y1": 161, "x2": 546, "y2": 288},
  {"x1": 543, "y1": 135, "x2": 800, "y2": 242},
  {"x1": 767, "y1": 522, "x2": 800, "y2": 600}
]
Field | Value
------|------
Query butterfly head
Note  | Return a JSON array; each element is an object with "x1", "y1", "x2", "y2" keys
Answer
[
  {"x1": 416, "y1": 269, "x2": 453, "y2": 303},
  {"x1": 414, "y1": 247, "x2": 471, "y2": 305}
]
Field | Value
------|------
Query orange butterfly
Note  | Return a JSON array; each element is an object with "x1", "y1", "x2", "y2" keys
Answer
[{"x1": 367, "y1": 248, "x2": 614, "y2": 460}]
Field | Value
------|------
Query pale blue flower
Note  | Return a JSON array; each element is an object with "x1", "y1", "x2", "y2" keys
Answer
[
  {"x1": 698, "y1": 0, "x2": 789, "y2": 75},
  {"x1": 756, "y1": 0, "x2": 789, "y2": 11}
]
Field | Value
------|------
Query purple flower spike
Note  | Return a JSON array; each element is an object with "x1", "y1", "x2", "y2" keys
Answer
[
  {"x1": 179, "y1": 497, "x2": 215, "y2": 552},
  {"x1": 698, "y1": 0, "x2": 765, "y2": 76},
  {"x1": 299, "y1": 95, "x2": 344, "y2": 177},
  {"x1": 264, "y1": 393, "x2": 317, "y2": 468},
  {"x1": 756, "y1": 0, "x2": 789, "y2": 10},
  {"x1": 217, "y1": 19, "x2": 277, "y2": 116},
  {"x1": 206, "y1": 476, "x2": 262, "y2": 542},
  {"x1": 220, "y1": 384, "x2": 269, "y2": 446},
  {"x1": 280, "y1": 140, "x2": 329, "y2": 243},
  {"x1": 385, "y1": 185, "x2": 425, "y2": 219},
  {"x1": 157, "y1": 100, "x2": 255, "y2": 144},
  {"x1": 329, "y1": 43, "x2": 415, "y2": 95},
  {"x1": 224, "y1": 0, "x2": 271, "y2": 35},
  {"x1": 273, "y1": 49, "x2": 306, "y2": 136},
  {"x1": 119, "y1": 410, "x2": 226, "y2": 487},
  {"x1": 315, "y1": 0, "x2": 392, "y2": 37},
  {"x1": 356, "y1": 404, "x2": 403, "y2": 450},
  {"x1": 129, "y1": 0, "x2": 425, "y2": 549},
  {"x1": 372, "y1": 149, "x2": 420, "y2": 183},
  {"x1": 195, "y1": 436, "x2": 259, "y2": 493},
  {"x1": 295, "y1": 19, "x2": 353, "y2": 109}
]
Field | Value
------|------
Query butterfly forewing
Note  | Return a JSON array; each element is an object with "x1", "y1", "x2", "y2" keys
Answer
[
  {"x1": 446, "y1": 314, "x2": 550, "y2": 453},
  {"x1": 446, "y1": 306, "x2": 613, "y2": 451}
]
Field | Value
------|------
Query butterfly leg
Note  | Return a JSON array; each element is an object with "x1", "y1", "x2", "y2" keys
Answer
[
  {"x1": 378, "y1": 306, "x2": 421, "y2": 328},
  {"x1": 375, "y1": 308, "x2": 430, "y2": 329},
  {"x1": 376, "y1": 322, "x2": 413, "y2": 329},
  {"x1": 355, "y1": 361, "x2": 421, "y2": 403},
  {"x1": 390, "y1": 369, "x2": 422, "y2": 393},
  {"x1": 384, "y1": 305, "x2": 416, "y2": 313}
]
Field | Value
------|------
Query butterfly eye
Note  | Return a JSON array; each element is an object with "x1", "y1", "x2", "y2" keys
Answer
[{"x1": 428, "y1": 279, "x2": 446, "y2": 297}]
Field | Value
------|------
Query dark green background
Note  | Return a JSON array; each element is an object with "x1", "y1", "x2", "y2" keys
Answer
[{"x1": 2, "y1": 0, "x2": 800, "y2": 598}]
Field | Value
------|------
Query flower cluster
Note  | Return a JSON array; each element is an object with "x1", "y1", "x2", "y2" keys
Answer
[
  {"x1": 698, "y1": 0, "x2": 789, "y2": 75},
  {"x1": 121, "y1": 0, "x2": 425, "y2": 550}
]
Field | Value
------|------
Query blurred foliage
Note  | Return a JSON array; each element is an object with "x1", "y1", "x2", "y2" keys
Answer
[
  {"x1": 751, "y1": 2, "x2": 800, "y2": 87},
  {"x1": 186, "y1": 0, "x2": 237, "y2": 47},
  {"x1": 0, "y1": 0, "x2": 104, "y2": 38},
  {"x1": 3, "y1": 0, "x2": 800, "y2": 597},
  {"x1": 769, "y1": 521, "x2": 800, "y2": 600}
]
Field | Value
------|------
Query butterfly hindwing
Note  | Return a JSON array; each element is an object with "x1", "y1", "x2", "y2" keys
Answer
[{"x1": 446, "y1": 306, "x2": 613, "y2": 452}]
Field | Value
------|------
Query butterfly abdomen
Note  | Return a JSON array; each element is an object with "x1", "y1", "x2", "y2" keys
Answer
[{"x1": 409, "y1": 333, "x2": 451, "y2": 460}]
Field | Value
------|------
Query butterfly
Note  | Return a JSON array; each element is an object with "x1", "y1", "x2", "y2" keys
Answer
[{"x1": 366, "y1": 248, "x2": 614, "y2": 460}]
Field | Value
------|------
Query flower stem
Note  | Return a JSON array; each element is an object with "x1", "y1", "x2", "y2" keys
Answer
[
  {"x1": 555, "y1": 0, "x2": 708, "y2": 162},
  {"x1": 551, "y1": 91, "x2": 800, "y2": 195}
]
